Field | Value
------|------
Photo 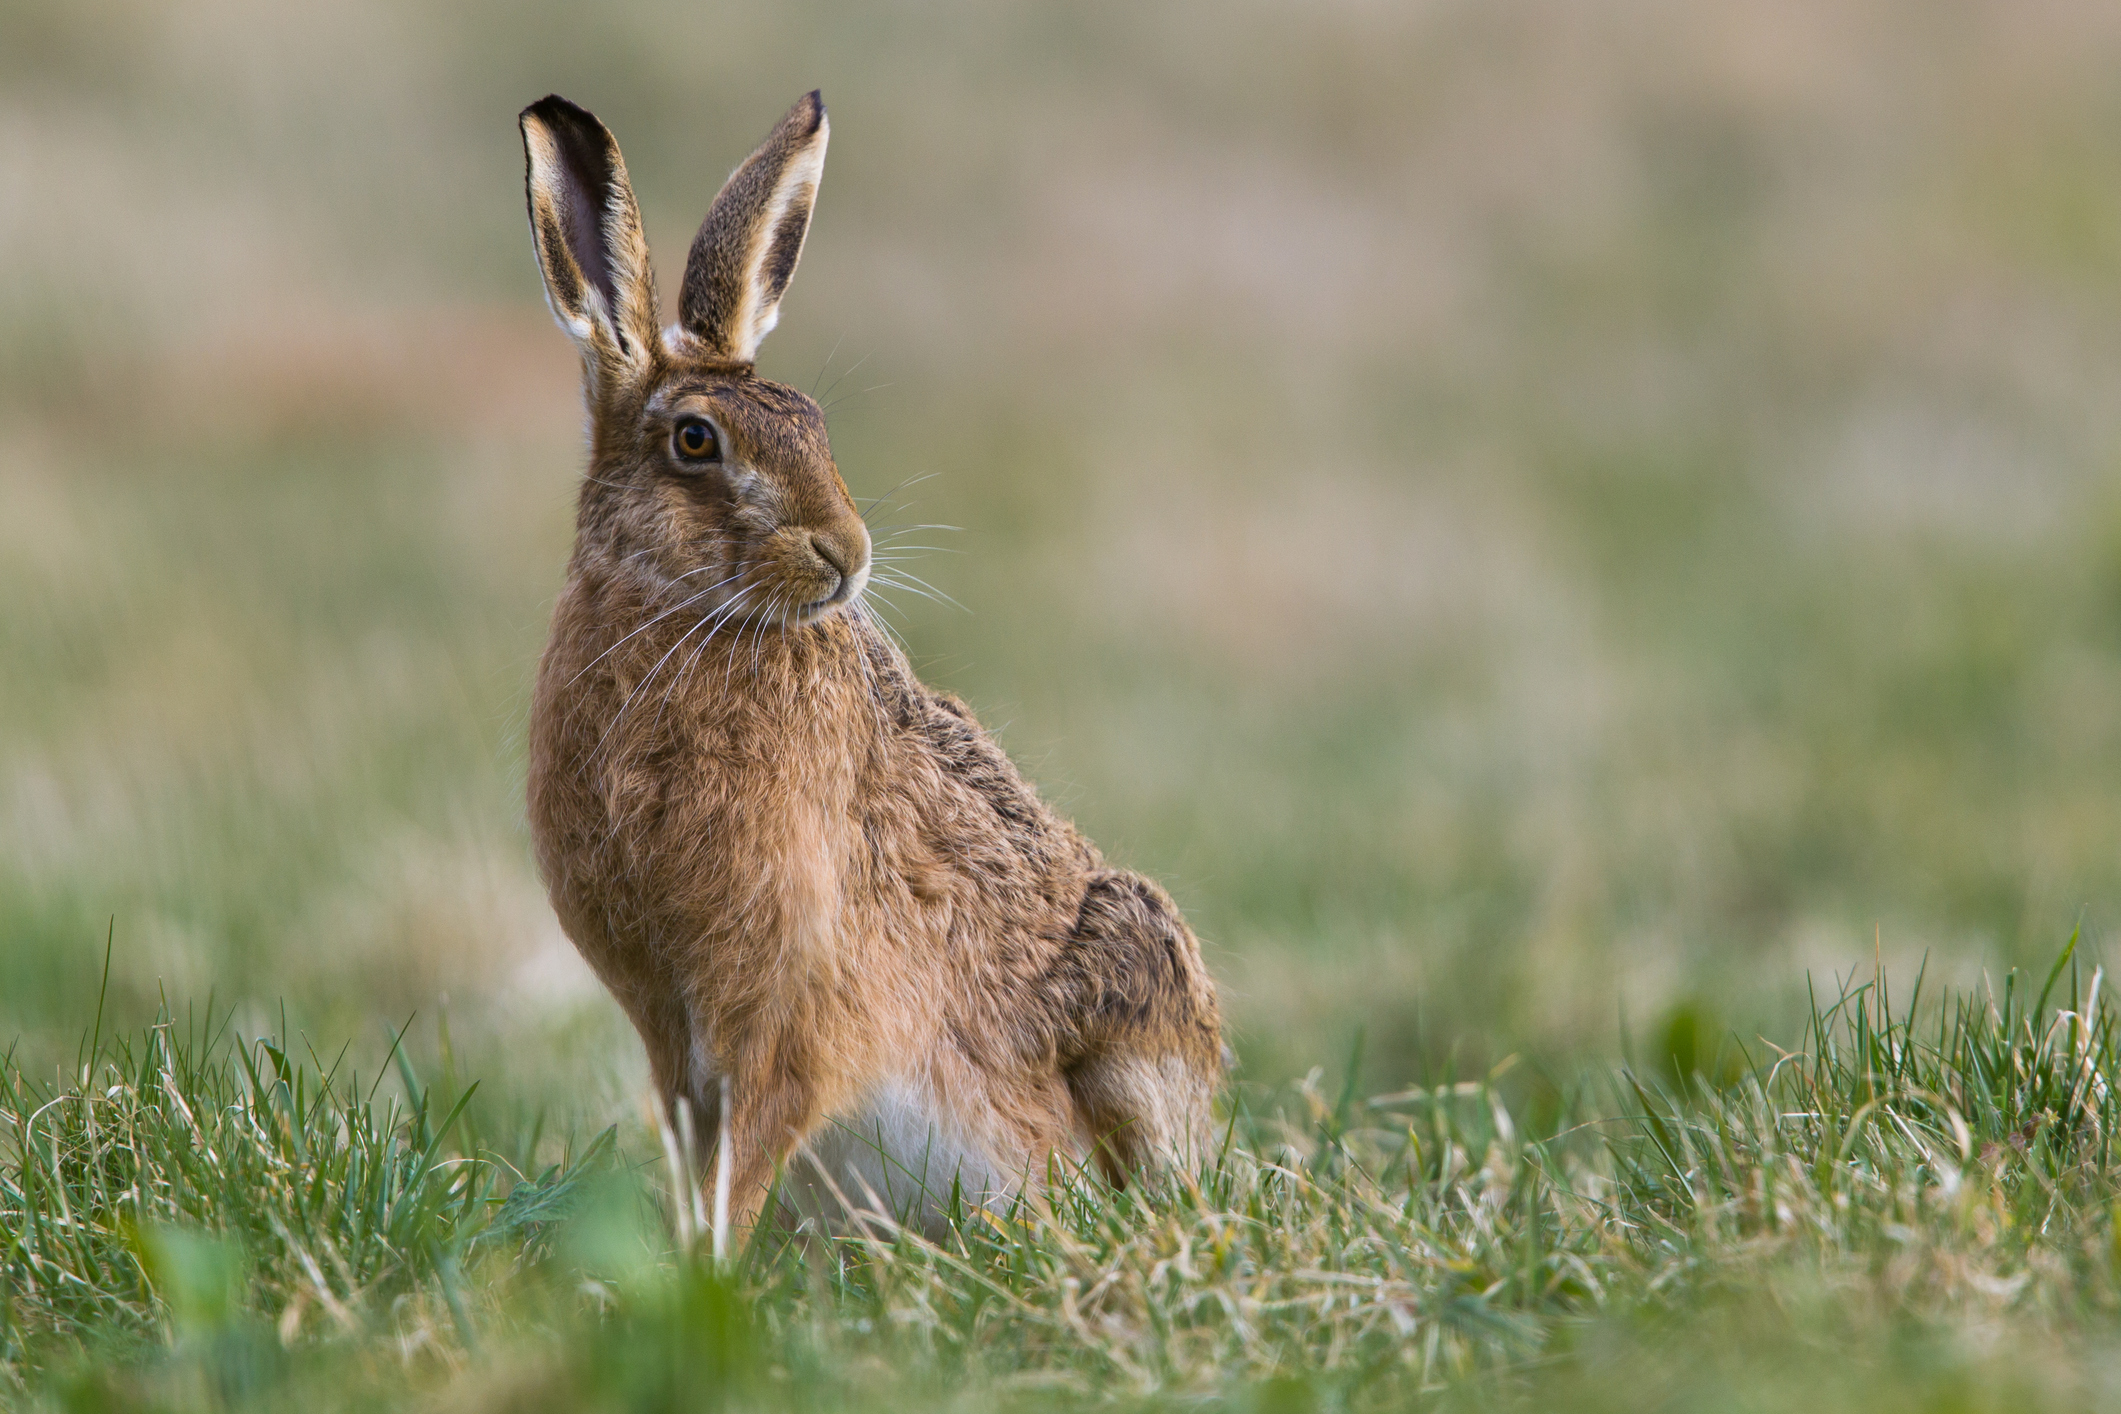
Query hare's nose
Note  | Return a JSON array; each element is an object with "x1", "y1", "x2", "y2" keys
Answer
[{"x1": 811, "y1": 533, "x2": 850, "y2": 578}]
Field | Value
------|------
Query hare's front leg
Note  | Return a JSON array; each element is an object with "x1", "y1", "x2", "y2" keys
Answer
[
  {"x1": 610, "y1": 984, "x2": 704, "y2": 1142},
  {"x1": 690, "y1": 1034, "x2": 825, "y2": 1235},
  {"x1": 1049, "y1": 871, "x2": 1225, "y2": 1184},
  {"x1": 623, "y1": 998, "x2": 793, "y2": 1232}
]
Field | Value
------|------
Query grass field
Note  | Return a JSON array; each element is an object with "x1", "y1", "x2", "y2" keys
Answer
[
  {"x1": 7, "y1": 0, "x2": 2121, "y2": 1406},
  {"x1": 12, "y1": 948, "x2": 2121, "y2": 1409}
]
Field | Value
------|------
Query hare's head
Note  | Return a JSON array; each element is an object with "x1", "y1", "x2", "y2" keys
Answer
[{"x1": 520, "y1": 92, "x2": 868, "y2": 628}]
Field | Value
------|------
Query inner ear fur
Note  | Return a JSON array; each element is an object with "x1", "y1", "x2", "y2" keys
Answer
[
  {"x1": 678, "y1": 90, "x2": 828, "y2": 366},
  {"x1": 520, "y1": 95, "x2": 659, "y2": 378}
]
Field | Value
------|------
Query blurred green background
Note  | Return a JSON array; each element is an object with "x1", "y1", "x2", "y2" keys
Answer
[{"x1": 5, "y1": 0, "x2": 2121, "y2": 1107}]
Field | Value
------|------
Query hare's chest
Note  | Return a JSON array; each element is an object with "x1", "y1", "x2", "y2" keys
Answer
[{"x1": 595, "y1": 734, "x2": 861, "y2": 963}]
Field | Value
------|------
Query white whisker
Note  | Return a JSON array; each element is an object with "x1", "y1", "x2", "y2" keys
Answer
[
  {"x1": 816, "y1": 349, "x2": 873, "y2": 409},
  {"x1": 868, "y1": 570, "x2": 966, "y2": 614},
  {"x1": 565, "y1": 565, "x2": 746, "y2": 687},
  {"x1": 591, "y1": 598, "x2": 728, "y2": 761},
  {"x1": 856, "y1": 472, "x2": 939, "y2": 520}
]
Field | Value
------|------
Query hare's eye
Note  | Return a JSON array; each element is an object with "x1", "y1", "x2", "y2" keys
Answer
[{"x1": 673, "y1": 418, "x2": 720, "y2": 463}]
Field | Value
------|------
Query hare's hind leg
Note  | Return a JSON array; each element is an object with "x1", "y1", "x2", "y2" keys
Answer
[{"x1": 1052, "y1": 871, "x2": 1225, "y2": 1185}]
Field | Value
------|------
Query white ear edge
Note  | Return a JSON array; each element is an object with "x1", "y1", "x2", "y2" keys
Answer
[
  {"x1": 601, "y1": 180, "x2": 657, "y2": 367},
  {"x1": 724, "y1": 115, "x2": 828, "y2": 364}
]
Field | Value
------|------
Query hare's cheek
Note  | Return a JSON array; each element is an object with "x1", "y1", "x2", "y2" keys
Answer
[{"x1": 657, "y1": 487, "x2": 744, "y2": 556}]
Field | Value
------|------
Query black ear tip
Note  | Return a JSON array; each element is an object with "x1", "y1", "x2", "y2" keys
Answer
[
  {"x1": 522, "y1": 94, "x2": 599, "y2": 131},
  {"x1": 795, "y1": 89, "x2": 826, "y2": 133}
]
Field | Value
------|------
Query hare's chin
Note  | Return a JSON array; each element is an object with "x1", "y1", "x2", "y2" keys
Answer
[
  {"x1": 786, "y1": 573, "x2": 866, "y2": 626},
  {"x1": 786, "y1": 594, "x2": 855, "y2": 626}
]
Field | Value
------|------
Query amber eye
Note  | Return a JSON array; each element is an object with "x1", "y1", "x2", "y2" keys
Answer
[{"x1": 673, "y1": 418, "x2": 720, "y2": 462}]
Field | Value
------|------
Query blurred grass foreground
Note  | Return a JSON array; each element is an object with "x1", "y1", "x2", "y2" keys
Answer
[{"x1": 9, "y1": 0, "x2": 2121, "y2": 1407}]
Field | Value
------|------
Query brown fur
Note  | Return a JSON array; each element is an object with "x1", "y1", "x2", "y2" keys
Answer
[{"x1": 518, "y1": 93, "x2": 1223, "y2": 1233}]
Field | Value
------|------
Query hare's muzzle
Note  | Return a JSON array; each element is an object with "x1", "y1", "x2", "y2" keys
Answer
[{"x1": 794, "y1": 524, "x2": 870, "y2": 621}]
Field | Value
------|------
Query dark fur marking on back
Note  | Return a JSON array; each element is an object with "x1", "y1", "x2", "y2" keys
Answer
[{"x1": 916, "y1": 701, "x2": 1039, "y2": 832}]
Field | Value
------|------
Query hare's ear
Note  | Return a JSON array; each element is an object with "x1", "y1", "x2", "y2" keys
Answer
[
  {"x1": 676, "y1": 91, "x2": 828, "y2": 365},
  {"x1": 520, "y1": 96, "x2": 659, "y2": 381}
]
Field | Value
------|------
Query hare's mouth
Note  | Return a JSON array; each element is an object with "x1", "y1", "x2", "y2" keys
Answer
[{"x1": 787, "y1": 564, "x2": 868, "y2": 625}]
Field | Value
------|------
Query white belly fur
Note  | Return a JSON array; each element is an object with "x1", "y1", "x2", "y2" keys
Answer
[{"x1": 779, "y1": 1078, "x2": 1017, "y2": 1236}]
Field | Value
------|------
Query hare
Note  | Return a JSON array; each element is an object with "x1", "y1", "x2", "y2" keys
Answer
[{"x1": 517, "y1": 91, "x2": 1223, "y2": 1235}]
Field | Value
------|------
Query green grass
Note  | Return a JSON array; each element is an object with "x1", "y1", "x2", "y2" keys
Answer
[{"x1": 10, "y1": 943, "x2": 2121, "y2": 1410}]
